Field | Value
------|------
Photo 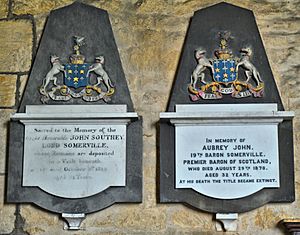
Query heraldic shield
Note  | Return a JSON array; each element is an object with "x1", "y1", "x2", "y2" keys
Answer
[
  {"x1": 64, "y1": 63, "x2": 90, "y2": 88},
  {"x1": 39, "y1": 36, "x2": 115, "y2": 103},
  {"x1": 213, "y1": 59, "x2": 237, "y2": 84},
  {"x1": 188, "y1": 32, "x2": 264, "y2": 101}
]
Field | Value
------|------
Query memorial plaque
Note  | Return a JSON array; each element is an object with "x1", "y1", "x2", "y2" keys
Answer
[
  {"x1": 7, "y1": 2, "x2": 142, "y2": 229},
  {"x1": 160, "y1": 2, "x2": 295, "y2": 214},
  {"x1": 174, "y1": 105, "x2": 280, "y2": 199},
  {"x1": 23, "y1": 121, "x2": 126, "y2": 198}
]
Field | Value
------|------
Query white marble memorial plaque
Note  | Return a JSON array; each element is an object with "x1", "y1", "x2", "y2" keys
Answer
[
  {"x1": 23, "y1": 124, "x2": 126, "y2": 198},
  {"x1": 175, "y1": 124, "x2": 280, "y2": 199}
]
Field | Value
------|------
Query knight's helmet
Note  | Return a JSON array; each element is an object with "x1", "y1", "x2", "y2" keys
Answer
[
  {"x1": 70, "y1": 36, "x2": 86, "y2": 64},
  {"x1": 214, "y1": 32, "x2": 233, "y2": 60}
]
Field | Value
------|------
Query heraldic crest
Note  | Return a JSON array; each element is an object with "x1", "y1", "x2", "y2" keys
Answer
[
  {"x1": 188, "y1": 32, "x2": 264, "y2": 100},
  {"x1": 39, "y1": 36, "x2": 115, "y2": 103}
]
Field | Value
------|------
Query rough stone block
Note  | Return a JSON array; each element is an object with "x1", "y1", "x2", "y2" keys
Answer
[
  {"x1": 82, "y1": 208, "x2": 114, "y2": 228},
  {"x1": 139, "y1": 111, "x2": 157, "y2": 135},
  {"x1": 0, "y1": 20, "x2": 32, "y2": 72},
  {"x1": 238, "y1": 205, "x2": 296, "y2": 234},
  {"x1": 90, "y1": 1, "x2": 135, "y2": 15},
  {"x1": 21, "y1": 205, "x2": 60, "y2": 235},
  {"x1": 143, "y1": 181, "x2": 157, "y2": 208},
  {"x1": 0, "y1": 75, "x2": 17, "y2": 107},
  {"x1": 130, "y1": 1, "x2": 169, "y2": 14},
  {"x1": 22, "y1": 205, "x2": 129, "y2": 234},
  {"x1": 288, "y1": 98, "x2": 300, "y2": 132},
  {"x1": 170, "y1": 206, "x2": 213, "y2": 229},
  {"x1": 13, "y1": 0, "x2": 73, "y2": 15},
  {"x1": 0, "y1": 175, "x2": 15, "y2": 234},
  {"x1": 18, "y1": 75, "x2": 28, "y2": 101},
  {"x1": 35, "y1": 15, "x2": 47, "y2": 45},
  {"x1": 0, "y1": 109, "x2": 15, "y2": 173},
  {"x1": 115, "y1": 207, "x2": 166, "y2": 231},
  {"x1": 0, "y1": 0, "x2": 8, "y2": 18}
]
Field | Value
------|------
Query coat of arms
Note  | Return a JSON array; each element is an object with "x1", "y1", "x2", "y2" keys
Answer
[
  {"x1": 188, "y1": 32, "x2": 264, "y2": 100},
  {"x1": 39, "y1": 36, "x2": 115, "y2": 103}
]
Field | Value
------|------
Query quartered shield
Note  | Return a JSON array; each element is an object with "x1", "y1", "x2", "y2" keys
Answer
[
  {"x1": 213, "y1": 59, "x2": 237, "y2": 84},
  {"x1": 64, "y1": 63, "x2": 90, "y2": 88}
]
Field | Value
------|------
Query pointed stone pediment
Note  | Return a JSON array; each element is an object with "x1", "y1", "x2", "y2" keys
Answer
[
  {"x1": 167, "y1": 2, "x2": 283, "y2": 111},
  {"x1": 20, "y1": 1, "x2": 134, "y2": 112}
]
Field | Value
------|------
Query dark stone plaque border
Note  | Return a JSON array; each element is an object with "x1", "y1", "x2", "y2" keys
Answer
[
  {"x1": 159, "y1": 119, "x2": 294, "y2": 213},
  {"x1": 7, "y1": 118, "x2": 142, "y2": 214}
]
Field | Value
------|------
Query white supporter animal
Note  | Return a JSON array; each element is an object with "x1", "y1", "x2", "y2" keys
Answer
[
  {"x1": 42, "y1": 55, "x2": 64, "y2": 90},
  {"x1": 190, "y1": 49, "x2": 214, "y2": 89},
  {"x1": 236, "y1": 48, "x2": 263, "y2": 86},
  {"x1": 87, "y1": 56, "x2": 114, "y2": 90}
]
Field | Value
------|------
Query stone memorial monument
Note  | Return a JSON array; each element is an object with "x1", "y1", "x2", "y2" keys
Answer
[
  {"x1": 159, "y1": 3, "x2": 294, "y2": 231},
  {"x1": 6, "y1": 2, "x2": 142, "y2": 230}
]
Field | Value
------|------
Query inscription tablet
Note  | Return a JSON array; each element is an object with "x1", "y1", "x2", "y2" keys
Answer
[
  {"x1": 175, "y1": 124, "x2": 279, "y2": 199},
  {"x1": 23, "y1": 124, "x2": 126, "y2": 198}
]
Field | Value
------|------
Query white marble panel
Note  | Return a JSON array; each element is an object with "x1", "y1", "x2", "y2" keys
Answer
[
  {"x1": 175, "y1": 124, "x2": 279, "y2": 199},
  {"x1": 23, "y1": 124, "x2": 127, "y2": 198}
]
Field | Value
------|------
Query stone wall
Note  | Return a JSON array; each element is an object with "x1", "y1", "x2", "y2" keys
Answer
[{"x1": 0, "y1": 0, "x2": 299, "y2": 234}]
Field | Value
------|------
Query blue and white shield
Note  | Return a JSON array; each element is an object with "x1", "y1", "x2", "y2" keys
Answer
[
  {"x1": 213, "y1": 59, "x2": 237, "y2": 83},
  {"x1": 64, "y1": 63, "x2": 90, "y2": 88}
]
